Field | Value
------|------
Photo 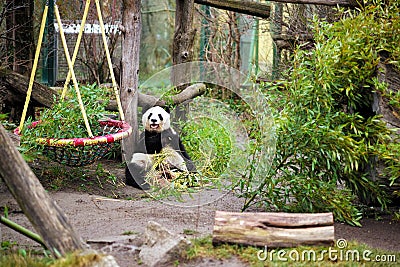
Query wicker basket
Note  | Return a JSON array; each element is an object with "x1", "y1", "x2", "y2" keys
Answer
[{"x1": 15, "y1": 119, "x2": 132, "y2": 167}]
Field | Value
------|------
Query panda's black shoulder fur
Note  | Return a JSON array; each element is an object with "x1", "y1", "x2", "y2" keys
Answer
[
  {"x1": 135, "y1": 128, "x2": 180, "y2": 155},
  {"x1": 134, "y1": 127, "x2": 195, "y2": 172}
]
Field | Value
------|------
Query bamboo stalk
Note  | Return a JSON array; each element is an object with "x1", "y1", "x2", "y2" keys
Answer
[{"x1": 1, "y1": 216, "x2": 47, "y2": 248}]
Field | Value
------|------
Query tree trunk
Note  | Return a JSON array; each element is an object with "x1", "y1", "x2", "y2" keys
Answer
[
  {"x1": 120, "y1": 0, "x2": 141, "y2": 161},
  {"x1": 213, "y1": 211, "x2": 334, "y2": 247},
  {"x1": 0, "y1": 124, "x2": 84, "y2": 256},
  {"x1": 173, "y1": 0, "x2": 196, "y2": 67},
  {"x1": 172, "y1": 0, "x2": 197, "y2": 122}
]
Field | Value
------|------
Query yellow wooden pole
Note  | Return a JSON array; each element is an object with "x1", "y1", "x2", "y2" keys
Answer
[
  {"x1": 61, "y1": 0, "x2": 91, "y2": 100},
  {"x1": 18, "y1": 5, "x2": 49, "y2": 132},
  {"x1": 95, "y1": 0, "x2": 125, "y2": 121},
  {"x1": 55, "y1": 4, "x2": 93, "y2": 137}
]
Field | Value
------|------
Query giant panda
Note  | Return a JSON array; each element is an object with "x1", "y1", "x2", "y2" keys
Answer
[{"x1": 125, "y1": 106, "x2": 196, "y2": 190}]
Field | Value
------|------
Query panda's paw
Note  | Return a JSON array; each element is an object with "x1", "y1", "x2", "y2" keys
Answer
[{"x1": 125, "y1": 166, "x2": 150, "y2": 190}]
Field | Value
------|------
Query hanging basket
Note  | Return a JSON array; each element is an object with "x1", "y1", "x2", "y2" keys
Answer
[{"x1": 15, "y1": 119, "x2": 132, "y2": 167}]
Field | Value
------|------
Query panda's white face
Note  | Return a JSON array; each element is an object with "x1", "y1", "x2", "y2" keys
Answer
[{"x1": 142, "y1": 106, "x2": 171, "y2": 133}]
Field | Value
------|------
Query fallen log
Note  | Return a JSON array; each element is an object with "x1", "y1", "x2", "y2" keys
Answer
[
  {"x1": 212, "y1": 211, "x2": 334, "y2": 247},
  {"x1": 0, "y1": 68, "x2": 57, "y2": 108},
  {"x1": 105, "y1": 83, "x2": 207, "y2": 111},
  {"x1": 0, "y1": 123, "x2": 84, "y2": 256},
  {"x1": 1, "y1": 68, "x2": 206, "y2": 113}
]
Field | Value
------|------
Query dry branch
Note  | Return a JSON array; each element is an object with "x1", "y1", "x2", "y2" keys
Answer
[
  {"x1": 213, "y1": 211, "x2": 334, "y2": 247},
  {"x1": 273, "y1": 33, "x2": 315, "y2": 49}
]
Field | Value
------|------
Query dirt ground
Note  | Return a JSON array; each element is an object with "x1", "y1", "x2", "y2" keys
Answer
[{"x1": 1, "y1": 158, "x2": 399, "y2": 267}]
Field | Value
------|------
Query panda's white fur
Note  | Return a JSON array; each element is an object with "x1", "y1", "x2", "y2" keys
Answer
[
  {"x1": 125, "y1": 106, "x2": 195, "y2": 189},
  {"x1": 142, "y1": 106, "x2": 173, "y2": 134}
]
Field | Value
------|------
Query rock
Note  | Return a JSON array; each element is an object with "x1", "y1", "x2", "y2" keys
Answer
[
  {"x1": 139, "y1": 221, "x2": 191, "y2": 267},
  {"x1": 79, "y1": 250, "x2": 121, "y2": 267},
  {"x1": 87, "y1": 234, "x2": 139, "y2": 245},
  {"x1": 92, "y1": 255, "x2": 120, "y2": 267}
]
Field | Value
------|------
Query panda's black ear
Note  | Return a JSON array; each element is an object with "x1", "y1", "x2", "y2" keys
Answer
[{"x1": 163, "y1": 106, "x2": 171, "y2": 114}]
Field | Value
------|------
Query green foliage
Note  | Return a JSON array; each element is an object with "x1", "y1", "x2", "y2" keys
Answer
[
  {"x1": 239, "y1": 1, "x2": 400, "y2": 225},
  {"x1": 378, "y1": 136, "x2": 400, "y2": 187},
  {"x1": 186, "y1": 236, "x2": 400, "y2": 267},
  {"x1": 146, "y1": 100, "x2": 238, "y2": 200},
  {"x1": 20, "y1": 83, "x2": 111, "y2": 156},
  {"x1": 0, "y1": 249, "x2": 103, "y2": 267},
  {"x1": 182, "y1": 117, "x2": 232, "y2": 178},
  {"x1": 0, "y1": 114, "x2": 17, "y2": 131}
]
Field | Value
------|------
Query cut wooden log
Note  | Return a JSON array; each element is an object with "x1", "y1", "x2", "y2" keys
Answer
[{"x1": 212, "y1": 211, "x2": 334, "y2": 248}]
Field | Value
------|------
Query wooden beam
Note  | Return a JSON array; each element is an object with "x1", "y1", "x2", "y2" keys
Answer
[
  {"x1": 195, "y1": 0, "x2": 360, "y2": 20},
  {"x1": 0, "y1": 124, "x2": 84, "y2": 256},
  {"x1": 213, "y1": 211, "x2": 334, "y2": 247},
  {"x1": 271, "y1": 0, "x2": 360, "y2": 7},
  {"x1": 194, "y1": 0, "x2": 271, "y2": 19}
]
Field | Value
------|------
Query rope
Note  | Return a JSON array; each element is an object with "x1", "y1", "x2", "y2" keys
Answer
[
  {"x1": 95, "y1": 0, "x2": 125, "y2": 121},
  {"x1": 61, "y1": 0, "x2": 91, "y2": 100},
  {"x1": 18, "y1": 5, "x2": 49, "y2": 132},
  {"x1": 54, "y1": 4, "x2": 93, "y2": 137},
  {"x1": 19, "y1": 1, "x2": 125, "y2": 138}
]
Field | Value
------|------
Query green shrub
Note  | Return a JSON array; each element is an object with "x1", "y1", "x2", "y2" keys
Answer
[
  {"x1": 239, "y1": 1, "x2": 400, "y2": 226},
  {"x1": 181, "y1": 117, "x2": 232, "y2": 178}
]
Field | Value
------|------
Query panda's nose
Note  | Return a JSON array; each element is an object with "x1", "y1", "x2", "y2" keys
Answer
[{"x1": 151, "y1": 119, "x2": 157, "y2": 123}]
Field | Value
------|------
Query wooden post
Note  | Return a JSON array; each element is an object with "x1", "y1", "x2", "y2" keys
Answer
[
  {"x1": 0, "y1": 124, "x2": 84, "y2": 256},
  {"x1": 173, "y1": 0, "x2": 196, "y2": 67},
  {"x1": 213, "y1": 211, "x2": 334, "y2": 247},
  {"x1": 171, "y1": 0, "x2": 197, "y2": 123},
  {"x1": 120, "y1": 0, "x2": 141, "y2": 161}
]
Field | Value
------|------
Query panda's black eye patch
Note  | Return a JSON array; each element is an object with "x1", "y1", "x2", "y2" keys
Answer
[
  {"x1": 148, "y1": 113, "x2": 153, "y2": 120},
  {"x1": 158, "y1": 114, "x2": 163, "y2": 121}
]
